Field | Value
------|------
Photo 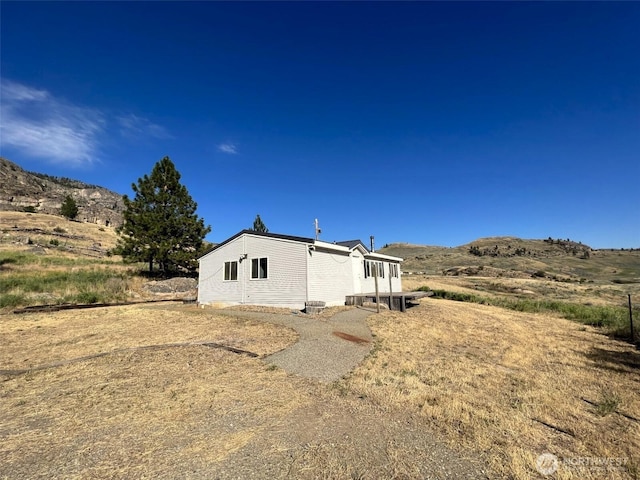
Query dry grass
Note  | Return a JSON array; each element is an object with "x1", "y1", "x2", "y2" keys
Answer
[
  {"x1": 1, "y1": 348, "x2": 311, "y2": 478},
  {"x1": 0, "y1": 303, "x2": 485, "y2": 479},
  {"x1": 0, "y1": 211, "x2": 119, "y2": 252},
  {"x1": 3, "y1": 243, "x2": 639, "y2": 479},
  {"x1": 0, "y1": 303, "x2": 298, "y2": 370},
  {"x1": 0, "y1": 304, "x2": 308, "y2": 478},
  {"x1": 386, "y1": 237, "x2": 640, "y2": 285},
  {"x1": 403, "y1": 274, "x2": 640, "y2": 307},
  {"x1": 343, "y1": 299, "x2": 640, "y2": 479}
]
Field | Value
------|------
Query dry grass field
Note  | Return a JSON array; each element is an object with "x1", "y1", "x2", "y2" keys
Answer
[
  {"x1": 0, "y1": 211, "x2": 120, "y2": 254},
  {"x1": 1, "y1": 304, "x2": 486, "y2": 479},
  {"x1": 402, "y1": 274, "x2": 640, "y2": 308},
  {"x1": 1, "y1": 299, "x2": 638, "y2": 478},
  {"x1": 0, "y1": 304, "x2": 304, "y2": 478},
  {"x1": 343, "y1": 299, "x2": 640, "y2": 479},
  {"x1": 2, "y1": 214, "x2": 639, "y2": 478}
]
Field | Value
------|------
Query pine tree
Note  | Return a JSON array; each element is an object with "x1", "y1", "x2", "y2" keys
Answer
[
  {"x1": 115, "y1": 156, "x2": 211, "y2": 273},
  {"x1": 60, "y1": 195, "x2": 78, "y2": 220},
  {"x1": 252, "y1": 214, "x2": 268, "y2": 233}
]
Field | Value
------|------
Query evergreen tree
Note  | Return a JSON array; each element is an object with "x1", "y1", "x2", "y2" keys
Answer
[
  {"x1": 252, "y1": 214, "x2": 268, "y2": 233},
  {"x1": 60, "y1": 195, "x2": 78, "y2": 220},
  {"x1": 115, "y1": 156, "x2": 211, "y2": 273}
]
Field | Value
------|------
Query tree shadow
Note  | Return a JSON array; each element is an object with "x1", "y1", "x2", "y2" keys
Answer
[{"x1": 584, "y1": 346, "x2": 640, "y2": 375}]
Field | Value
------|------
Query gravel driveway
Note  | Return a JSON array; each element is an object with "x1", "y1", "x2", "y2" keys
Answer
[
  {"x1": 220, "y1": 307, "x2": 375, "y2": 382},
  {"x1": 213, "y1": 307, "x2": 489, "y2": 479}
]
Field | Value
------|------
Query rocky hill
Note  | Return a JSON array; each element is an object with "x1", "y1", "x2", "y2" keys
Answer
[
  {"x1": 0, "y1": 157, "x2": 124, "y2": 227},
  {"x1": 379, "y1": 236, "x2": 640, "y2": 283}
]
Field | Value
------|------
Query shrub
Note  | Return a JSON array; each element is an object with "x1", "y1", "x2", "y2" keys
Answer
[
  {"x1": 0, "y1": 293, "x2": 27, "y2": 308},
  {"x1": 60, "y1": 195, "x2": 79, "y2": 220},
  {"x1": 49, "y1": 239, "x2": 60, "y2": 246},
  {"x1": 595, "y1": 390, "x2": 621, "y2": 416},
  {"x1": 53, "y1": 227, "x2": 66, "y2": 234},
  {"x1": 72, "y1": 292, "x2": 101, "y2": 304}
]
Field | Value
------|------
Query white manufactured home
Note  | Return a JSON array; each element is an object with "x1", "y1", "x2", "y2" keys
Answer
[{"x1": 197, "y1": 230, "x2": 403, "y2": 309}]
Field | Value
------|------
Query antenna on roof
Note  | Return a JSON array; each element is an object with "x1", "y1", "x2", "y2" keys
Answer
[{"x1": 314, "y1": 218, "x2": 321, "y2": 241}]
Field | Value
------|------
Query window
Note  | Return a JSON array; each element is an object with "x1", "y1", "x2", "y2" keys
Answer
[
  {"x1": 390, "y1": 263, "x2": 399, "y2": 278},
  {"x1": 364, "y1": 260, "x2": 384, "y2": 278},
  {"x1": 251, "y1": 257, "x2": 268, "y2": 279},
  {"x1": 224, "y1": 261, "x2": 238, "y2": 281}
]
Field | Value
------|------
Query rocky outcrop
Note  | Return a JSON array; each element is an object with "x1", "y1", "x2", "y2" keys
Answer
[
  {"x1": 0, "y1": 157, "x2": 124, "y2": 227},
  {"x1": 142, "y1": 277, "x2": 198, "y2": 294}
]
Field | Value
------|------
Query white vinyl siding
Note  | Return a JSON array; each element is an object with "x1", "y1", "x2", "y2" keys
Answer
[
  {"x1": 198, "y1": 231, "x2": 403, "y2": 309},
  {"x1": 199, "y1": 234, "x2": 307, "y2": 308},
  {"x1": 308, "y1": 248, "x2": 354, "y2": 306},
  {"x1": 198, "y1": 236, "x2": 245, "y2": 305},
  {"x1": 242, "y1": 236, "x2": 306, "y2": 308}
]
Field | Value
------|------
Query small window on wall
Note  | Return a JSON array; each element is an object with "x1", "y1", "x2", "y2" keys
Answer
[
  {"x1": 224, "y1": 261, "x2": 238, "y2": 281},
  {"x1": 251, "y1": 257, "x2": 268, "y2": 279},
  {"x1": 390, "y1": 263, "x2": 399, "y2": 278},
  {"x1": 364, "y1": 260, "x2": 384, "y2": 278}
]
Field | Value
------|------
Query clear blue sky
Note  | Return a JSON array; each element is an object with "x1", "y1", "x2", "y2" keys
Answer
[{"x1": 1, "y1": 2, "x2": 638, "y2": 248}]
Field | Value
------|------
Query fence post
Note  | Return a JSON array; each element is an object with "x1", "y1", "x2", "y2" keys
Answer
[
  {"x1": 629, "y1": 294, "x2": 636, "y2": 348},
  {"x1": 388, "y1": 265, "x2": 394, "y2": 310},
  {"x1": 374, "y1": 263, "x2": 380, "y2": 314}
]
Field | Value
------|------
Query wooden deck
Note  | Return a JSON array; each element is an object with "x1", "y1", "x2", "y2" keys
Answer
[{"x1": 345, "y1": 291, "x2": 433, "y2": 312}]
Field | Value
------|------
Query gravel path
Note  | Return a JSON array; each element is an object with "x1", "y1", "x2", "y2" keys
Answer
[
  {"x1": 203, "y1": 308, "x2": 491, "y2": 478},
  {"x1": 221, "y1": 308, "x2": 375, "y2": 382}
]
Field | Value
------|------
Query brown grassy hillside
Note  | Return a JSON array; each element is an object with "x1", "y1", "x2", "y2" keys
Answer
[
  {"x1": 1, "y1": 211, "x2": 119, "y2": 256},
  {"x1": 381, "y1": 236, "x2": 640, "y2": 284}
]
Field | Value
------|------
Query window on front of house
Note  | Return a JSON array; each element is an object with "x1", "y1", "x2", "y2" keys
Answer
[
  {"x1": 390, "y1": 263, "x2": 399, "y2": 278},
  {"x1": 224, "y1": 261, "x2": 238, "y2": 281},
  {"x1": 251, "y1": 257, "x2": 268, "y2": 279},
  {"x1": 364, "y1": 260, "x2": 384, "y2": 278}
]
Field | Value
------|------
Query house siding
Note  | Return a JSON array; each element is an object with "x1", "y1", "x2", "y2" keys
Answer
[
  {"x1": 198, "y1": 233, "x2": 308, "y2": 309},
  {"x1": 242, "y1": 235, "x2": 307, "y2": 308},
  {"x1": 308, "y1": 248, "x2": 354, "y2": 306},
  {"x1": 198, "y1": 230, "x2": 403, "y2": 309},
  {"x1": 198, "y1": 236, "x2": 245, "y2": 305}
]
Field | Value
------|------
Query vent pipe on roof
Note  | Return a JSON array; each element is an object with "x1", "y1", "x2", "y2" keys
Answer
[{"x1": 370, "y1": 235, "x2": 375, "y2": 252}]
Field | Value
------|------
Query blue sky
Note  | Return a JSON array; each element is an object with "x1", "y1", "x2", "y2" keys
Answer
[{"x1": 1, "y1": 2, "x2": 638, "y2": 248}]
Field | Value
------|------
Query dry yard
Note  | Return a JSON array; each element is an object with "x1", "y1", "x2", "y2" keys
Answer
[{"x1": 1, "y1": 299, "x2": 638, "y2": 479}]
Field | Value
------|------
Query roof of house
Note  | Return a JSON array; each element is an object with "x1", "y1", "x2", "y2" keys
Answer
[
  {"x1": 335, "y1": 239, "x2": 369, "y2": 251},
  {"x1": 199, "y1": 230, "x2": 402, "y2": 262}
]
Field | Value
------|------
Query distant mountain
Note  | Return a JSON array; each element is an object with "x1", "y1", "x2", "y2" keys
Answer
[
  {"x1": 0, "y1": 157, "x2": 124, "y2": 227},
  {"x1": 379, "y1": 236, "x2": 640, "y2": 283}
]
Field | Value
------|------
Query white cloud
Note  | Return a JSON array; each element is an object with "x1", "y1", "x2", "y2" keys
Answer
[
  {"x1": 0, "y1": 78, "x2": 104, "y2": 167},
  {"x1": 117, "y1": 113, "x2": 172, "y2": 139},
  {"x1": 217, "y1": 142, "x2": 238, "y2": 155}
]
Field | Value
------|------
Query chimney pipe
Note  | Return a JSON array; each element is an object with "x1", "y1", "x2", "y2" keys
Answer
[{"x1": 370, "y1": 235, "x2": 375, "y2": 253}]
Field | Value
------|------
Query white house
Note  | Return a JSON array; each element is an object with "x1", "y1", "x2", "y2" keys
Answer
[{"x1": 197, "y1": 230, "x2": 403, "y2": 309}]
